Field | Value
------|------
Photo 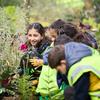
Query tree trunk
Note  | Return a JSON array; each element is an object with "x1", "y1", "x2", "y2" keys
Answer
[{"x1": 24, "y1": 0, "x2": 31, "y2": 27}]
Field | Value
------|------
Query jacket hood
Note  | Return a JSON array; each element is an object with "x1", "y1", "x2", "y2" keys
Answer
[{"x1": 64, "y1": 42, "x2": 92, "y2": 67}]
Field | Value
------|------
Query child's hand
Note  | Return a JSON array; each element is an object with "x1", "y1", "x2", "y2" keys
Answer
[{"x1": 29, "y1": 57, "x2": 44, "y2": 67}]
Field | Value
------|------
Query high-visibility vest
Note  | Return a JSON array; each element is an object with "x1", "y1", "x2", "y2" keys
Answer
[
  {"x1": 36, "y1": 65, "x2": 66, "y2": 100},
  {"x1": 68, "y1": 55, "x2": 100, "y2": 100}
]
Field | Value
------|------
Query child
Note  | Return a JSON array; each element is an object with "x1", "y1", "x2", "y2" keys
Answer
[
  {"x1": 48, "y1": 20, "x2": 98, "y2": 49},
  {"x1": 49, "y1": 19, "x2": 66, "y2": 34},
  {"x1": 48, "y1": 42, "x2": 100, "y2": 100},
  {"x1": 19, "y1": 22, "x2": 51, "y2": 85},
  {"x1": 46, "y1": 19, "x2": 66, "y2": 42},
  {"x1": 36, "y1": 34, "x2": 73, "y2": 100},
  {"x1": 62, "y1": 22, "x2": 98, "y2": 49}
]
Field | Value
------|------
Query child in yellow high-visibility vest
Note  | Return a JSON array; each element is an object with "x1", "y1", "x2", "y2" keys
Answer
[{"x1": 48, "y1": 42, "x2": 100, "y2": 100}]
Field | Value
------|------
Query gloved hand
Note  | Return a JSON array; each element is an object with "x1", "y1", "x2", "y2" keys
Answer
[
  {"x1": 32, "y1": 80, "x2": 38, "y2": 86},
  {"x1": 29, "y1": 57, "x2": 44, "y2": 67}
]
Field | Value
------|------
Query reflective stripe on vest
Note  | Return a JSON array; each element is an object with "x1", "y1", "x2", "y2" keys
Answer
[
  {"x1": 69, "y1": 65, "x2": 100, "y2": 86},
  {"x1": 68, "y1": 55, "x2": 100, "y2": 99},
  {"x1": 89, "y1": 91, "x2": 100, "y2": 100},
  {"x1": 68, "y1": 55, "x2": 100, "y2": 86},
  {"x1": 89, "y1": 91, "x2": 100, "y2": 97}
]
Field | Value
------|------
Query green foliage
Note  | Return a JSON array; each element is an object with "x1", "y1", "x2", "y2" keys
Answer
[
  {"x1": 92, "y1": 0, "x2": 100, "y2": 23},
  {"x1": 16, "y1": 75, "x2": 35, "y2": 100},
  {"x1": 56, "y1": 0, "x2": 84, "y2": 8},
  {"x1": 28, "y1": 0, "x2": 65, "y2": 22},
  {"x1": 82, "y1": 18, "x2": 100, "y2": 51},
  {"x1": 0, "y1": 0, "x2": 85, "y2": 28},
  {"x1": 0, "y1": 21, "x2": 25, "y2": 97},
  {"x1": 0, "y1": 67, "x2": 13, "y2": 80},
  {"x1": 83, "y1": 18, "x2": 97, "y2": 29},
  {"x1": 0, "y1": 0, "x2": 22, "y2": 6},
  {"x1": 0, "y1": 4, "x2": 28, "y2": 98},
  {"x1": 0, "y1": 31, "x2": 23, "y2": 71},
  {"x1": 28, "y1": 0, "x2": 84, "y2": 22},
  {"x1": 0, "y1": 6, "x2": 26, "y2": 34}
]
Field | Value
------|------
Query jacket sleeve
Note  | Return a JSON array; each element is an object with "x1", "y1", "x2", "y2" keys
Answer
[
  {"x1": 74, "y1": 72, "x2": 91, "y2": 100},
  {"x1": 43, "y1": 47, "x2": 52, "y2": 65}
]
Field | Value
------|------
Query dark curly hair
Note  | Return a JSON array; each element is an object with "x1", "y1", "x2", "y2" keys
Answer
[
  {"x1": 49, "y1": 19, "x2": 66, "y2": 35},
  {"x1": 54, "y1": 34, "x2": 73, "y2": 45},
  {"x1": 62, "y1": 23, "x2": 79, "y2": 38}
]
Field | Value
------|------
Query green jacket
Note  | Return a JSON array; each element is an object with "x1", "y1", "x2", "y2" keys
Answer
[{"x1": 36, "y1": 65, "x2": 67, "y2": 100}]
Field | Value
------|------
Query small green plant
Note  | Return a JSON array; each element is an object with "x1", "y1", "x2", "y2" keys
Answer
[{"x1": 16, "y1": 75, "x2": 35, "y2": 100}]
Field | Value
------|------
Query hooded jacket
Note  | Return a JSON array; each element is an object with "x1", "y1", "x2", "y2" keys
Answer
[
  {"x1": 64, "y1": 42, "x2": 99, "y2": 100},
  {"x1": 64, "y1": 42, "x2": 92, "y2": 67}
]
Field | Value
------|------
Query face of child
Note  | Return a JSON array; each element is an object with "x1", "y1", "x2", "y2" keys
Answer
[
  {"x1": 27, "y1": 28, "x2": 43, "y2": 46},
  {"x1": 56, "y1": 60, "x2": 67, "y2": 74},
  {"x1": 47, "y1": 28, "x2": 57, "y2": 42}
]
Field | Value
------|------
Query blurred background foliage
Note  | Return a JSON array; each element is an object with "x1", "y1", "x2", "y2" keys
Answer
[
  {"x1": 0, "y1": 0, "x2": 85, "y2": 34},
  {"x1": 0, "y1": 0, "x2": 100, "y2": 33}
]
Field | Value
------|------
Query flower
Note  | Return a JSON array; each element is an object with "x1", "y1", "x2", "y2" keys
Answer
[
  {"x1": 19, "y1": 43, "x2": 28, "y2": 52},
  {"x1": 2, "y1": 77, "x2": 10, "y2": 87}
]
